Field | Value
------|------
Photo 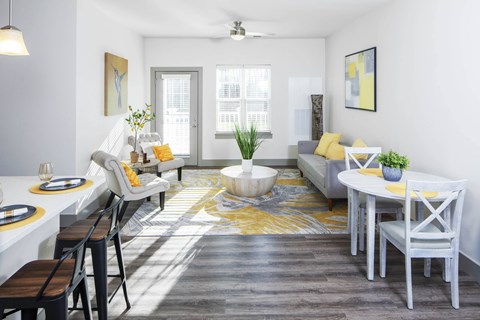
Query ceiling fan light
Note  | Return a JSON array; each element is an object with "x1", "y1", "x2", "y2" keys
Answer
[
  {"x1": 0, "y1": 25, "x2": 29, "y2": 56},
  {"x1": 230, "y1": 29, "x2": 245, "y2": 41}
]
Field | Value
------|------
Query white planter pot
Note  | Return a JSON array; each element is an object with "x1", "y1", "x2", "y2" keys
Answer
[{"x1": 242, "y1": 159, "x2": 253, "y2": 173}]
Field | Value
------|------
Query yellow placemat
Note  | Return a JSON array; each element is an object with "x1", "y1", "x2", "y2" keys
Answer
[
  {"x1": 386, "y1": 183, "x2": 438, "y2": 198},
  {"x1": 0, "y1": 206, "x2": 46, "y2": 232},
  {"x1": 29, "y1": 179, "x2": 94, "y2": 195},
  {"x1": 358, "y1": 168, "x2": 383, "y2": 177}
]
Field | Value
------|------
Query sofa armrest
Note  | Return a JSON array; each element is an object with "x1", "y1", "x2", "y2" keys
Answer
[
  {"x1": 325, "y1": 159, "x2": 349, "y2": 198},
  {"x1": 298, "y1": 140, "x2": 319, "y2": 154}
]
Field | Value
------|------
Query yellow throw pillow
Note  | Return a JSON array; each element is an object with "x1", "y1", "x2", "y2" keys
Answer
[
  {"x1": 152, "y1": 144, "x2": 175, "y2": 162},
  {"x1": 314, "y1": 132, "x2": 342, "y2": 156},
  {"x1": 325, "y1": 142, "x2": 345, "y2": 160},
  {"x1": 352, "y1": 138, "x2": 368, "y2": 160},
  {"x1": 120, "y1": 162, "x2": 141, "y2": 187}
]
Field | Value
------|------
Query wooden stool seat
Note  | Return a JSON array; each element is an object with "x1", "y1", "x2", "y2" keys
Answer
[
  {"x1": 0, "y1": 260, "x2": 75, "y2": 299},
  {"x1": 57, "y1": 219, "x2": 111, "y2": 242}
]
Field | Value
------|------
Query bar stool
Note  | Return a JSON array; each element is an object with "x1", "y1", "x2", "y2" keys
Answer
[
  {"x1": 0, "y1": 224, "x2": 95, "y2": 320},
  {"x1": 54, "y1": 196, "x2": 128, "y2": 320}
]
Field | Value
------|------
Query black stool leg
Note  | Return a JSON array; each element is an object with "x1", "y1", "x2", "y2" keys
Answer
[
  {"x1": 45, "y1": 296, "x2": 68, "y2": 320},
  {"x1": 79, "y1": 277, "x2": 93, "y2": 320},
  {"x1": 21, "y1": 308, "x2": 37, "y2": 320},
  {"x1": 90, "y1": 241, "x2": 108, "y2": 320},
  {"x1": 118, "y1": 201, "x2": 130, "y2": 223},
  {"x1": 177, "y1": 167, "x2": 182, "y2": 181},
  {"x1": 146, "y1": 196, "x2": 151, "y2": 202},
  {"x1": 113, "y1": 233, "x2": 131, "y2": 309},
  {"x1": 159, "y1": 192, "x2": 165, "y2": 210},
  {"x1": 53, "y1": 241, "x2": 64, "y2": 259},
  {"x1": 105, "y1": 192, "x2": 116, "y2": 208}
]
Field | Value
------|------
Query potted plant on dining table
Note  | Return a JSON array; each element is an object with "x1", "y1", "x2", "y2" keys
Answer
[
  {"x1": 125, "y1": 104, "x2": 156, "y2": 163},
  {"x1": 232, "y1": 123, "x2": 263, "y2": 173},
  {"x1": 377, "y1": 150, "x2": 410, "y2": 182}
]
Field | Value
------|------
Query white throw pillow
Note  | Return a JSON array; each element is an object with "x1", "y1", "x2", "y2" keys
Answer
[{"x1": 140, "y1": 141, "x2": 161, "y2": 156}]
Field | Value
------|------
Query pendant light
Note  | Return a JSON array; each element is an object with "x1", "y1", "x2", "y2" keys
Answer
[{"x1": 0, "y1": 0, "x2": 29, "y2": 56}]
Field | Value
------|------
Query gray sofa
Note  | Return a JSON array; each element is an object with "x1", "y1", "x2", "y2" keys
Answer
[{"x1": 297, "y1": 140, "x2": 349, "y2": 211}]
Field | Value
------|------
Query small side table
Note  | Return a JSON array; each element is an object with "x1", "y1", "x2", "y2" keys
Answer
[{"x1": 124, "y1": 159, "x2": 160, "y2": 175}]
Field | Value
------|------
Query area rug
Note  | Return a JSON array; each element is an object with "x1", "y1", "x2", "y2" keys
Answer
[{"x1": 122, "y1": 168, "x2": 348, "y2": 236}]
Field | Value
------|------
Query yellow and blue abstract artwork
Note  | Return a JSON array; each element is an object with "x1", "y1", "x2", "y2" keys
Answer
[{"x1": 345, "y1": 47, "x2": 376, "y2": 111}]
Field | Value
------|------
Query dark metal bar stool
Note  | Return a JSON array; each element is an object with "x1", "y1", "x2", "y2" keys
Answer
[
  {"x1": 54, "y1": 196, "x2": 128, "y2": 320},
  {"x1": 0, "y1": 224, "x2": 95, "y2": 320}
]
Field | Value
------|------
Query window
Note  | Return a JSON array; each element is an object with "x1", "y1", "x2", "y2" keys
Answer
[{"x1": 216, "y1": 65, "x2": 271, "y2": 132}]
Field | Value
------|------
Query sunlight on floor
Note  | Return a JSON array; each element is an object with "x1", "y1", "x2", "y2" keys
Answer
[{"x1": 123, "y1": 235, "x2": 206, "y2": 314}]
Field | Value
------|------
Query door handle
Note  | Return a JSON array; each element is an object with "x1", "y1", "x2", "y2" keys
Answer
[{"x1": 192, "y1": 124, "x2": 197, "y2": 128}]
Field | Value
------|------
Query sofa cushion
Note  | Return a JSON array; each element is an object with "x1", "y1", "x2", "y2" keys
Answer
[
  {"x1": 298, "y1": 154, "x2": 326, "y2": 188},
  {"x1": 325, "y1": 142, "x2": 345, "y2": 160},
  {"x1": 314, "y1": 132, "x2": 341, "y2": 156}
]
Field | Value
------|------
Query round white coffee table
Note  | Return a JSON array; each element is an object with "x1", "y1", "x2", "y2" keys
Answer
[{"x1": 220, "y1": 165, "x2": 278, "y2": 197}]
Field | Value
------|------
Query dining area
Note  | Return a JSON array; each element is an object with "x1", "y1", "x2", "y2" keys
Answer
[
  {"x1": 338, "y1": 147, "x2": 467, "y2": 310},
  {"x1": 0, "y1": 168, "x2": 106, "y2": 319}
]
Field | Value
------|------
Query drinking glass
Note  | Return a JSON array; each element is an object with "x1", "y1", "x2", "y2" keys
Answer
[{"x1": 38, "y1": 162, "x2": 54, "y2": 181}]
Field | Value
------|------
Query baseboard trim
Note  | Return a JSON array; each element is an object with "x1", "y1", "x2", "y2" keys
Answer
[
  {"x1": 197, "y1": 159, "x2": 297, "y2": 167},
  {"x1": 460, "y1": 252, "x2": 480, "y2": 284}
]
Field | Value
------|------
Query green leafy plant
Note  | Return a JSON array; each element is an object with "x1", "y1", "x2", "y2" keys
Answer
[
  {"x1": 232, "y1": 123, "x2": 263, "y2": 160},
  {"x1": 125, "y1": 104, "x2": 156, "y2": 153},
  {"x1": 377, "y1": 150, "x2": 409, "y2": 170}
]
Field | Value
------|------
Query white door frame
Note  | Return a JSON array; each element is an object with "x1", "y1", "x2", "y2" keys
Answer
[{"x1": 150, "y1": 67, "x2": 203, "y2": 166}]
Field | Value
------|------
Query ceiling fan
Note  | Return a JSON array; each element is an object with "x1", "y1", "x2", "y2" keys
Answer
[{"x1": 224, "y1": 21, "x2": 274, "y2": 41}]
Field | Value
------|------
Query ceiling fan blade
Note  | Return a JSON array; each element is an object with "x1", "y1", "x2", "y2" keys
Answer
[
  {"x1": 245, "y1": 31, "x2": 275, "y2": 37},
  {"x1": 224, "y1": 24, "x2": 235, "y2": 30}
]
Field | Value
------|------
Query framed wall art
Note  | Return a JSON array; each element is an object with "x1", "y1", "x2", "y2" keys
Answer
[
  {"x1": 105, "y1": 52, "x2": 128, "y2": 116},
  {"x1": 345, "y1": 47, "x2": 376, "y2": 112}
]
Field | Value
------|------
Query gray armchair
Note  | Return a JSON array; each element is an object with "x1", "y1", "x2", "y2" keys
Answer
[
  {"x1": 91, "y1": 151, "x2": 170, "y2": 221},
  {"x1": 128, "y1": 133, "x2": 185, "y2": 181}
]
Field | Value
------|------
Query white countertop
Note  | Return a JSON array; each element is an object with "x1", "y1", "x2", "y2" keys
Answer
[{"x1": 0, "y1": 175, "x2": 105, "y2": 253}]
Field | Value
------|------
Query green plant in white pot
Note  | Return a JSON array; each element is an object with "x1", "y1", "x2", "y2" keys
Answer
[
  {"x1": 377, "y1": 150, "x2": 409, "y2": 182},
  {"x1": 233, "y1": 123, "x2": 263, "y2": 173}
]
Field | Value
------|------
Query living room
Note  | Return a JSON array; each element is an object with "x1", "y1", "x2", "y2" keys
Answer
[{"x1": 0, "y1": 0, "x2": 479, "y2": 319}]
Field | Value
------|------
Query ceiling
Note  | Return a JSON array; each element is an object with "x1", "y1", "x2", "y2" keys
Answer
[{"x1": 89, "y1": 0, "x2": 393, "y2": 38}]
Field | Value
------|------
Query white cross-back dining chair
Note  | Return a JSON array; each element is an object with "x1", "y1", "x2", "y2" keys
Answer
[
  {"x1": 379, "y1": 179, "x2": 467, "y2": 309},
  {"x1": 344, "y1": 147, "x2": 404, "y2": 252}
]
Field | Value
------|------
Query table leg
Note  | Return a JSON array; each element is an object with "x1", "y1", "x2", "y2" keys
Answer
[
  {"x1": 350, "y1": 189, "x2": 359, "y2": 256},
  {"x1": 366, "y1": 194, "x2": 376, "y2": 281}
]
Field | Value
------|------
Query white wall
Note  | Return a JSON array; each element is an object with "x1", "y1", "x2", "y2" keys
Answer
[
  {"x1": 145, "y1": 39, "x2": 325, "y2": 161},
  {"x1": 326, "y1": 0, "x2": 480, "y2": 269},
  {"x1": 76, "y1": 0, "x2": 145, "y2": 174},
  {"x1": 0, "y1": 0, "x2": 77, "y2": 175}
]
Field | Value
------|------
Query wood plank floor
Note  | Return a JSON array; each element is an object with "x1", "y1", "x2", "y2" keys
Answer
[{"x1": 69, "y1": 234, "x2": 480, "y2": 319}]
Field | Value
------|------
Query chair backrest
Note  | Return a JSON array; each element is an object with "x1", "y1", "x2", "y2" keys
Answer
[
  {"x1": 128, "y1": 132, "x2": 162, "y2": 154},
  {"x1": 36, "y1": 225, "x2": 94, "y2": 300},
  {"x1": 344, "y1": 147, "x2": 382, "y2": 170},
  {"x1": 404, "y1": 179, "x2": 467, "y2": 248},
  {"x1": 91, "y1": 151, "x2": 134, "y2": 198},
  {"x1": 102, "y1": 195, "x2": 124, "y2": 235}
]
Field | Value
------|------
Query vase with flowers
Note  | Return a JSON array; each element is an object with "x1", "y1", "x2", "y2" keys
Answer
[{"x1": 125, "y1": 104, "x2": 156, "y2": 163}]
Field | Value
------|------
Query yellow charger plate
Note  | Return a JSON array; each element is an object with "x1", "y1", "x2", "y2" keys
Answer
[
  {"x1": 357, "y1": 168, "x2": 383, "y2": 177},
  {"x1": 0, "y1": 206, "x2": 46, "y2": 232},
  {"x1": 29, "y1": 179, "x2": 94, "y2": 195},
  {"x1": 386, "y1": 183, "x2": 438, "y2": 198}
]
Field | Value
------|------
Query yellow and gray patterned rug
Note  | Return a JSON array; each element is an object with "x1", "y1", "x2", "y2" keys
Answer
[{"x1": 122, "y1": 168, "x2": 348, "y2": 236}]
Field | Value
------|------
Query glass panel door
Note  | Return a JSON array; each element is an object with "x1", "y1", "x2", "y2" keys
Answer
[{"x1": 155, "y1": 71, "x2": 198, "y2": 165}]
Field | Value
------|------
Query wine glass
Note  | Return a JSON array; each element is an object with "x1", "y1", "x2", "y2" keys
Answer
[{"x1": 38, "y1": 162, "x2": 54, "y2": 182}]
